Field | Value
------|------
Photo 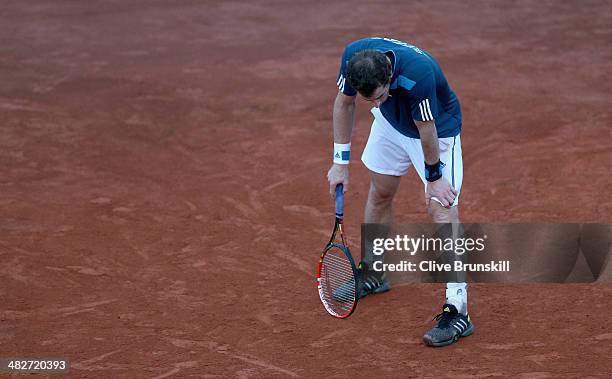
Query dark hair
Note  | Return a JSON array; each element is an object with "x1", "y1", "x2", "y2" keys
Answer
[{"x1": 346, "y1": 50, "x2": 392, "y2": 97}]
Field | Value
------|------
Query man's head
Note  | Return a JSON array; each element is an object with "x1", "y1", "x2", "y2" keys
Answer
[{"x1": 346, "y1": 50, "x2": 393, "y2": 102}]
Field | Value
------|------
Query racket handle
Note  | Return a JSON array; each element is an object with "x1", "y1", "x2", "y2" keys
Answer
[{"x1": 335, "y1": 184, "x2": 344, "y2": 219}]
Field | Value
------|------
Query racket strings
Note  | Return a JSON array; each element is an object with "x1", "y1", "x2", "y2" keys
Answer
[{"x1": 320, "y1": 248, "x2": 356, "y2": 314}]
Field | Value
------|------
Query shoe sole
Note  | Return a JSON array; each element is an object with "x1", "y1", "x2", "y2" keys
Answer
[
  {"x1": 423, "y1": 324, "x2": 474, "y2": 347},
  {"x1": 372, "y1": 282, "x2": 391, "y2": 294}
]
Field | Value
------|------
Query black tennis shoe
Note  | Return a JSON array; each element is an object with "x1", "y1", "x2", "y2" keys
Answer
[
  {"x1": 331, "y1": 261, "x2": 390, "y2": 301},
  {"x1": 356, "y1": 262, "x2": 390, "y2": 299},
  {"x1": 423, "y1": 303, "x2": 474, "y2": 347}
]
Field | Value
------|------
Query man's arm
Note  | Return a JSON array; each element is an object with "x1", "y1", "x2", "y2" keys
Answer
[
  {"x1": 415, "y1": 120, "x2": 457, "y2": 207},
  {"x1": 414, "y1": 120, "x2": 440, "y2": 165},
  {"x1": 327, "y1": 92, "x2": 356, "y2": 194},
  {"x1": 333, "y1": 91, "x2": 356, "y2": 143}
]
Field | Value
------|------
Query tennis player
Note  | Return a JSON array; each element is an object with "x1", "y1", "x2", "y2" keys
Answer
[{"x1": 327, "y1": 37, "x2": 473, "y2": 347}]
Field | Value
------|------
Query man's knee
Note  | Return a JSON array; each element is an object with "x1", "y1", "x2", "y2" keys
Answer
[
  {"x1": 368, "y1": 183, "x2": 395, "y2": 207},
  {"x1": 367, "y1": 173, "x2": 400, "y2": 207},
  {"x1": 368, "y1": 179, "x2": 399, "y2": 208},
  {"x1": 428, "y1": 201, "x2": 459, "y2": 223}
]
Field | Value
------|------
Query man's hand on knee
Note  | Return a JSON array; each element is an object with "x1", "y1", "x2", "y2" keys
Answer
[{"x1": 425, "y1": 177, "x2": 457, "y2": 208}]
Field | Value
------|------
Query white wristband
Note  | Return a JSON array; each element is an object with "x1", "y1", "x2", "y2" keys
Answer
[{"x1": 333, "y1": 142, "x2": 351, "y2": 165}]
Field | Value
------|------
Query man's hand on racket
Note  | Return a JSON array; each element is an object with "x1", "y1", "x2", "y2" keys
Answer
[
  {"x1": 425, "y1": 177, "x2": 457, "y2": 208},
  {"x1": 327, "y1": 164, "x2": 349, "y2": 196}
]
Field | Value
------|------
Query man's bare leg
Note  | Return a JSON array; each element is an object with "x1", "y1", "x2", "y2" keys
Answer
[
  {"x1": 364, "y1": 171, "x2": 401, "y2": 224},
  {"x1": 359, "y1": 171, "x2": 400, "y2": 297},
  {"x1": 428, "y1": 202, "x2": 468, "y2": 315},
  {"x1": 427, "y1": 201, "x2": 459, "y2": 223},
  {"x1": 363, "y1": 170, "x2": 401, "y2": 265}
]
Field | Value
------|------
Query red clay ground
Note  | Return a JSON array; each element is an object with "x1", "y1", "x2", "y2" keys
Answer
[{"x1": 1, "y1": 0, "x2": 612, "y2": 377}]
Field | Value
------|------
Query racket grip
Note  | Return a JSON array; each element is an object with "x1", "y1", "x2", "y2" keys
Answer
[{"x1": 335, "y1": 184, "x2": 344, "y2": 219}]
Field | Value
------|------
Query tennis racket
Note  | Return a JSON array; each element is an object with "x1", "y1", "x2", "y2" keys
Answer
[{"x1": 316, "y1": 184, "x2": 359, "y2": 319}]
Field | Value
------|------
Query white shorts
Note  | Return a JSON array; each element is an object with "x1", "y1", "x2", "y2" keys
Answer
[{"x1": 361, "y1": 108, "x2": 463, "y2": 206}]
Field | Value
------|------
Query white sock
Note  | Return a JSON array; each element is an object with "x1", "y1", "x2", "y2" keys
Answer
[{"x1": 446, "y1": 282, "x2": 468, "y2": 315}]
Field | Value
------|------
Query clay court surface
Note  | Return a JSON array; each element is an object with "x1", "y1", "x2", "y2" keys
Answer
[{"x1": 1, "y1": 0, "x2": 612, "y2": 377}]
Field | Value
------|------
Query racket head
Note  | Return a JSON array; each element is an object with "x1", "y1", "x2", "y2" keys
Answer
[{"x1": 317, "y1": 242, "x2": 358, "y2": 319}]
